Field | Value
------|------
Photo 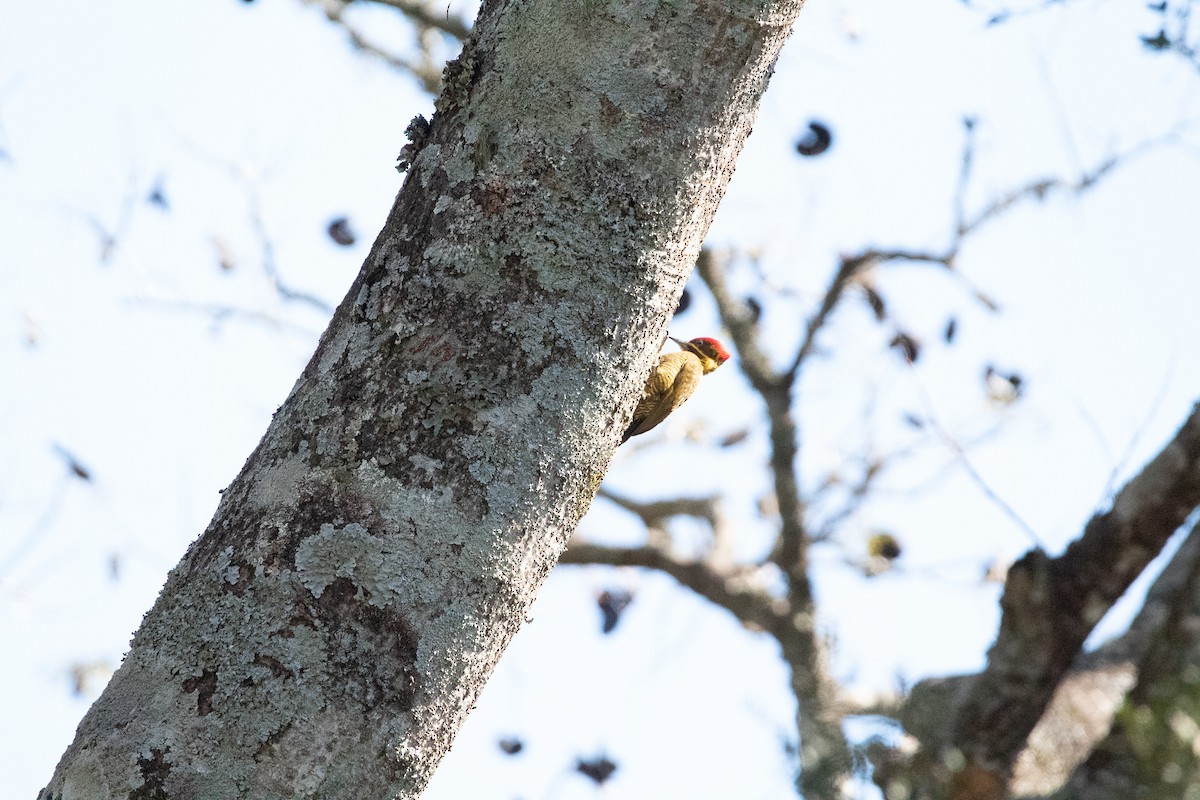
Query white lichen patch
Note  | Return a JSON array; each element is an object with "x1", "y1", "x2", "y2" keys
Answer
[
  {"x1": 296, "y1": 523, "x2": 386, "y2": 602},
  {"x1": 214, "y1": 545, "x2": 234, "y2": 577},
  {"x1": 249, "y1": 455, "x2": 308, "y2": 512}
]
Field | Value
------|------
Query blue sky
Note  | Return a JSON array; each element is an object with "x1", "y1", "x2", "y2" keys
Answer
[{"x1": 2, "y1": 0, "x2": 1199, "y2": 797}]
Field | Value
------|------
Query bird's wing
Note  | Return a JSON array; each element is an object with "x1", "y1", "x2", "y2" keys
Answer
[{"x1": 623, "y1": 352, "x2": 703, "y2": 440}]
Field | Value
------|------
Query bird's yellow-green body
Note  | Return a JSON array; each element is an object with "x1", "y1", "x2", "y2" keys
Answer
[{"x1": 622, "y1": 337, "x2": 730, "y2": 442}]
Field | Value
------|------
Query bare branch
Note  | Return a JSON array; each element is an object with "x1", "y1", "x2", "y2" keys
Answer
[
  {"x1": 597, "y1": 486, "x2": 720, "y2": 530},
  {"x1": 65, "y1": 171, "x2": 141, "y2": 264},
  {"x1": 1098, "y1": 364, "x2": 1177, "y2": 505},
  {"x1": 695, "y1": 249, "x2": 781, "y2": 391},
  {"x1": 786, "y1": 248, "x2": 953, "y2": 382},
  {"x1": 691, "y1": 122, "x2": 1166, "y2": 798},
  {"x1": 810, "y1": 455, "x2": 886, "y2": 543},
  {"x1": 173, "y1": 138, "x2": 335, "y2": 314},
  {"x1": 315, "y1": 0, "x2": 444, "y2": 92},
  {"x1": 1017, "y1": 522, "x2": 1200, "y2": 796},
  {"x1": 242, "y1": 183, "x2": 335, "y2": 314},
  {"x1": 959, "y1": 156, "x2": 1117, "y2": 239},
  {"x1": 949, "y1": 403, "x2": 1200, "y2": 791},
  {"x1": 596, "y1": 486, "x2": 734, "y2": 561},
  {"x1": 557, "y1": 541, "x2": 784, "y2": 632},
  {"x1": 354, "y1": 0, "x2": 471, "y2": 41},
  {"x1": 124, "y1": 298, "x2": 319, "y2": 337},
  {"x1": 771, "y1": 133, "x2": 1148, "y2": 394},
  {"x1": 952, "y1": 116, "x2": 978, "y2": 236},
  {"x1": 885, "y1": 522, "x2": 1200, "y2": 798},
  {"x1": 696, "y1": 249, "x2": 854, "y2": 798},
  {"x1": 910, "y1": 374, "x2": 1044, "y2": 548},
  {"x1": 956, "y1": 127, "x2": 1186, "y2": 246},
  {"x1": 0, "y1": 472, "x2": 72, "y2": 585}
]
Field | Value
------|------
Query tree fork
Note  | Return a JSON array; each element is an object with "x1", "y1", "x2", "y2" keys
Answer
[{"x1": 41, "y1": 0, "x2": 808, "y2": 797}]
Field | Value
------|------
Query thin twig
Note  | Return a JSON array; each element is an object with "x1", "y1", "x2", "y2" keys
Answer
[
  {"x1": 357, "y1": 0, "x2": 471, "y2": 40},
  {"x1": 319, "y1": 0, "x2": 444, "y2": 92},
  {"x1": 810, "y1": 456, "x2": 886, "y2": 543},
  {"x1": 171, "y1": 135, "x2": 335, "y2": 314},
  {"x1": 952, "y1": 116, "x2": 977, "y2": 237},
  {"x1": 910, "y1": 368, "x2": 1045, "y2": 549},
  {"x1": 65, "y1": 170, "x2": 141, "y2": 264},
  {"x1": 786, "y1": 249, "x2": 954, "y2": 382},
  {"x1": 125, "y1": 298, "x2": 320, "y2": 336},
  {"x1": 557, "y1": 541, "x2": 783, "y2": 630},
  {"x1": 1100, "y1": 359, "x2": 1177, "y2": 503},
  {"x1": 242, "y1": 182, "x2": 334, "y2": 314}
]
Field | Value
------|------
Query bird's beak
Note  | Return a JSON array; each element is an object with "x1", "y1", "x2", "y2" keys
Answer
[{"x1": 668, "y1": 336, "x2": 687, "y2": 348}]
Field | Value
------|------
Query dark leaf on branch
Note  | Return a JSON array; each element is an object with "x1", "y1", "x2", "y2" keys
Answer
[
  {"x1": 597, "y1": 589, "x2": 633, "y2": 634},
  {"x1": 889, "y1": 332, "x2": 920, "y2": 364},
  {"x1": 901, "y1": 412, "x2": 925, "y2": 429},
  {"x1": 146, "y1": 177, "x2": 169, "y2": 211},
  {"x1": 327, "y1": 216, "x2": 357, "y2": 247},
  {"x1": 863, "y1": 286, "x2": 887, "y2": 322},
  {"x1": 1147, "y1": 1, "x2": 1168, "y2": 12},
  {"x1": 795, "y1": 121, "x2": 833, "y2": 157},
  {"x1": 498, "y1": 736, "x2": 524, "y2": 756},
  {"x1": 719, "y1": 428, "x2": 750, "y2": 448},
  {"x1": 674, "y1": 288, "x2": 691, "y2": 316},
  {"x1": 53, "y1": 443, "x2": 92, "y2": 482},
  {"x1": 1142, "y1": 30, "x2": 1172, "y2": 50},
  {"x1": 943, "y1": 317, "x2": 957, "y2": 343},
  {"x1": 575, "y1": 755, "x2": 618, "y2": 786},
  {"x1": 744, "y1": 296, "x2": 762, "y2": 324}
]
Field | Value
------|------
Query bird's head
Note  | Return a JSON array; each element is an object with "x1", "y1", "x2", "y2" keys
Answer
[{"x1": 671, "y1": 336, "x2": 731, "y2": 374}]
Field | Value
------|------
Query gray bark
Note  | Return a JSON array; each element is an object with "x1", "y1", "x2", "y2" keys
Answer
[
  {"x1": 869, "y1": 405, "x2": 1200, "y2": 800},
  {"x1": 1051, "y1": 518, "x2": 1200, "y2": 800},
  {"x1": 948, "y1": 402, "x2": 1200, "y2": 795},
  {"x1": 39, "y1": 0, "x2": 806, "y2": 797}
]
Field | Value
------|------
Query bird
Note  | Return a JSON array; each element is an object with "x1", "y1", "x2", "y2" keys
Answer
[{"x1": 622, "y1": 336, "x2": 731, "y2": 443}]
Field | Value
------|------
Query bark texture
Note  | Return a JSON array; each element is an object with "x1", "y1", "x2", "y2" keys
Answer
[
  {"x1": 1053, "y1": 519, "x2": 1200, "y2": 800},
  {"x1": 40, "y1": 0, "x2": 806, "y2": 797},
  {"x1": 949, "y1": 403, "x2": 1200, "y2": 795},
  {"x1": 869, "y1": 405, "x2": 1200, "y2": 800}
]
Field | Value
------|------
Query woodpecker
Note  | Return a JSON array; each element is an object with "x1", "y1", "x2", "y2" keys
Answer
[{"x1": 622, "y1": 336, "x2": 731, "y2": 443}]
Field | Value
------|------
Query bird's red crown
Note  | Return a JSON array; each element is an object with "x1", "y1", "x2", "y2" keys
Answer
[{"x1": 689, "y1": 337, "x2": 731, "y2": 364}]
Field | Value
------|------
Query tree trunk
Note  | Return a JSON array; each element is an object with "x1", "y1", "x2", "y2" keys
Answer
[{"x1": 40, "y1": 0, "x2": 806, "y2": 797}]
